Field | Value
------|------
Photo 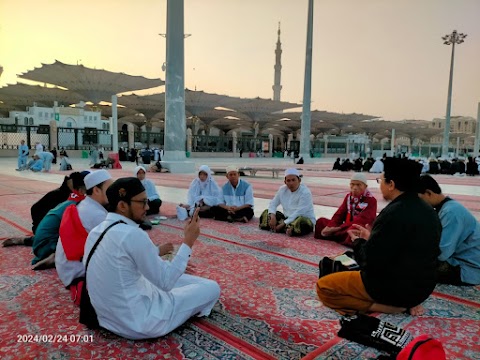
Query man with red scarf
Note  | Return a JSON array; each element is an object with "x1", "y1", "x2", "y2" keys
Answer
[{"x1": 314, "y1": 173, "x2": 377, "y2": 247}]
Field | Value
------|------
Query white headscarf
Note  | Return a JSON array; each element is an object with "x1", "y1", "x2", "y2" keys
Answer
[
  {"x1": 134, "y1": 165, "x2": 147, "y2": 186},
  {"x1": 197, "y1": 165, "x2": 213, "y2": 191}
]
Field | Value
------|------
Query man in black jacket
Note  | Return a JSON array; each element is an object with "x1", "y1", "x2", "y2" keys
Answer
[{"x1": 316, "y1": 158, "x2": 441, "y2": 316}]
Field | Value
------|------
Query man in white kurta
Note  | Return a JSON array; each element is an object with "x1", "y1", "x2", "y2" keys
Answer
[
  {"x1": 260, "y1": 168, "x2": 315, "y2": 236},
  {"x1": 56, "y1": 170, "x2": 113, "y2": 290},
  {"x1": 83, "y1": 177, "x2": 220, "y2": 340}
]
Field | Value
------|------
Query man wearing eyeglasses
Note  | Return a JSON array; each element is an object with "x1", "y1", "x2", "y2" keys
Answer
[
  {"x1": 83, "y1": 177, "x2": 220, "y2": 340},
  {"x1": 317, "y1": 158, "x2": 441, "y2": 316}
]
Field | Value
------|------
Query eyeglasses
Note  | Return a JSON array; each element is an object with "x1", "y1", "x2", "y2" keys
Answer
[
  {"x1": 376, "y1": 178, "x2": 384, "y2": 184},
  {"x1": 130, "y1": 199, "x2": 148, "y2": 207}
]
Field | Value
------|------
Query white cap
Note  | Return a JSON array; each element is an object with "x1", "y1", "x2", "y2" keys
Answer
[
  {"x1": 226, "y1": 165, "x2": 239, "y2": 174},
  {"x1": 350, "y1": 172, "x2": 368, "y2": 185},
  {"x1": 84, "y1": 169, "x2": 112, "y2": 190},
  {"x1": 285, "y1": 168, "x2": 301, "y2": 178}
]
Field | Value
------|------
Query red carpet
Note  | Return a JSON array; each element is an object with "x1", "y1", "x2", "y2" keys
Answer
[{"x1": 0, "y1": 172, "x2": 479, "y2": 359}]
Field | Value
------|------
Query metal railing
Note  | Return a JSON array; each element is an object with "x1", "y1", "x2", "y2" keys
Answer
[
  {"x1": 57, "y1": 127, "x2": 113, "y2": 151},
  {"x1": 0, "y1": 124, "x2": 50, "y2": 150}
]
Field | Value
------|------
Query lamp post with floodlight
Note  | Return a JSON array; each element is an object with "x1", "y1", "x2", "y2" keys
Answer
[{"x1": 441, "y1": 30, "x2": 467, "y2": 158}]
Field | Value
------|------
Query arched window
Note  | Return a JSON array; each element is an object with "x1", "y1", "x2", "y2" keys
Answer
[
  {"x1": 24, "y1": 117, "x2": 29, "y2": 125},
  {"x1": 29, "y1": 118, "x2": 34, "y2": 125}
]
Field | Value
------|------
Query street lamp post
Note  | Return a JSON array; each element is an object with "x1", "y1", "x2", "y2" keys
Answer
[{"x1": 441, "y1": 30, "x2": 467, "y2": 158}]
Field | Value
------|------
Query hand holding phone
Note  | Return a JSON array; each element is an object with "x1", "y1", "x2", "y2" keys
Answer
[{"x1": 184, "y1": 208, "x2": 200, "y2": 248}]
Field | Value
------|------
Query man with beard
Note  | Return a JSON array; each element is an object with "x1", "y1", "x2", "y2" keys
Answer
[{"x1": 83, "y1": 177, "x2": 220, "y2": 339}]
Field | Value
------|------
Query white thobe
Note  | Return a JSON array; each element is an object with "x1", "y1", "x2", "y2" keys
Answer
[
  {"x1": 56, "y1": 196, "x2": 107, "y2": 287},
  {"x1": 369, "y1": 159, "x2": 384, "y2": 173},
  {"x1": 83, "y1": 213, "x2": 220, "y2": 340},
  {"x1": 268, "y1": 184, "x2": 316, "y2": 225}
]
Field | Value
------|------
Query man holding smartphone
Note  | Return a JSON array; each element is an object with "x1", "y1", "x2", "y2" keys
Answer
[{"x1": 83, "y1": 177, "x2": 221, "y2": 340}]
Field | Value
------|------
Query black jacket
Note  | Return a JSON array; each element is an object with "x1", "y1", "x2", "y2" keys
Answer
[
  {"x1": 30, "y1": 176, "x2": 71, "y2": 234},
  {"x1": 353, "y1": 192, "x2": 441, "y2": 308}
]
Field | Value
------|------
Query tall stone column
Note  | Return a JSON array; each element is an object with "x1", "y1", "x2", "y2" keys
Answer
[
  {"x1": 111, "y1": 95, "x2": 119, "y2": 152},
  {"x1": 49, "y1": 120, "x2": 57, "y2": 150},
  {"x1": 323, "y1": 135, "x2": 328, "y2": 155},
  {"x1": 474, "y1": 102, "x2": 480, "y2": 157},
  {"x1": 186, "y1": 128, "x2": 192, "y2": 153},
  {"x1": 299, "y1": 0, "x2": 314, "y2": 162},
  {"x1": 390, "y1": 128, "x2": 396, "y2": 157},
  {"x1": 232, "y1": 131, "x2": 237, "y2": 156},
  {"x1": 162, "y1": 0, "x2": 194, "y2": 172},
  {"x1": 287, "y1": 133, "x2": 293, "y2": 149},
  {"x1": 127, "y1": 123, "x2": 135, "y2": 149},
  {"x1": 268, "y1": 133, "x2": 273, "y2": 157}
]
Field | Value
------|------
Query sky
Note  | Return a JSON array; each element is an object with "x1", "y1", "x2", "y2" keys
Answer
[{"x1": 0, "y1": 0, "x2": 479, "y2": 121}]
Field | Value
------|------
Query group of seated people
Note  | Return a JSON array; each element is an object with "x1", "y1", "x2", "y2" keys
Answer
[
  {"x1": 3, "y1": 157, "x2": 479, "y2": 341},
  {"x1": 317, "y1": 158, "x2": 479, "y2": 318},
  {"x1": 333, "y1": 157, "x2": 384, "y2": 173},
  {"x1": 426, "y1": 156, "x2": 480, "y2": 176},
  {"x1": 4, "y1": 167, "x2": 218, "y2": 340},
  {"x1": 334, "y1": 154, "x2": 480, "y2": 176}
]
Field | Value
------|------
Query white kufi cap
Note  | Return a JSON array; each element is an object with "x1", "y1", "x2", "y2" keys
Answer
[{"x1": 84, "y1": 169, "x2": 112, "y2": 190}]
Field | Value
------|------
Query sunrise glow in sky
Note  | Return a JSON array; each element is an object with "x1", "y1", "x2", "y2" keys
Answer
[{"x1": 1, "y1": 0, "x2": 479, "y2": 121}]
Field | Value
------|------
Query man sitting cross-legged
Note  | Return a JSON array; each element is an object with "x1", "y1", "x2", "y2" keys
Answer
[
  {"x1": 55, "y1": 170, "x2": 113, "y2": 302},
  {"x1": 83, "y1": 177, "x2": 220, "y2": 340},
  {"x1": 314, "y1": 172, "x2": 377, "y2": 247},
  {"x1": 211, "y1": 165, "x2": 254, "y2": 223},
  {"x1": 418, "y1": 174, "x2": 480, "y2": 286},
  {"x1": 316, "y1": 158, "x2": 441, "y2": 316},
  {"x1": 259, "y1": 168, "x2": 315, "y2": 236}
]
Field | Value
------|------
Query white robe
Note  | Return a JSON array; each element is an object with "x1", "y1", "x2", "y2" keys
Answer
[
  {"x1": 268, "y1": 184, "x2": 316, "y2": 225},
  {"x1": 369, "y1": 159, "x2": 384, "y2": 173},
  {"x1": 83, "y1": 213, "x2": 220, "y2": 340},
  {"x1": 187, "y1": 177, "x2": 222, "y2": 209},
  {"x1": 55, "y1": 196, "x2": 107, "y2": 287}
]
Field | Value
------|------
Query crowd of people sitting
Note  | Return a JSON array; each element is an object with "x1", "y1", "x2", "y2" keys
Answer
[
  {"x1": 333, "y1": 153, "x2": 480, "y2": 176},
  {"x1": 3, "y1": 156, "x2": 479, "y2": 341}
]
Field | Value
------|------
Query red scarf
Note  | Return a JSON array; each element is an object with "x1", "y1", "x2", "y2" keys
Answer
[
  {"x1": 68, "y1": 190, "x2": 86, "y2": 202},
  {"x1": 346, "y1": 189, "x2": 372, "y2": 223}
]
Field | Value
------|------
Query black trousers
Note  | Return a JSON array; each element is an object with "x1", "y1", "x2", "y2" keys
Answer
[
  {"x1": 211, "y1": 206, "x2": 254, "y2": 222},
  {"x1": 147, "y1": 199, "x2": 162, "y2": 215},
  {"x1": 437, "y1": 261, "x2": 473, "y2": 286}
]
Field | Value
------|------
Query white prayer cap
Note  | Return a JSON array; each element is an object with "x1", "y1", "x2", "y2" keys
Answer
[
  {"x1": 284, "y1": 168, "x2": 301, "y2": 178},
  {"x1": 134, "y1": 165, "x2": 146, "y2": 176},
  {"x1": 226, "y1": 165, "x2": 239, "y2": 174},
  {"x1": 350, "y1": 172, "x2": 368, "y2": 185},
  {"x1": 84, "y1": 169, "x2": 112, "y2": 190}
]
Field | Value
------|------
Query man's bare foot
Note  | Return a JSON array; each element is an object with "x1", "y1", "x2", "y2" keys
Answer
[
  {"x1": 286, "y1": 227, "x2": 293, "y2": 237},
  {"x1": 409, "y1": 304, "x2": 425, "y2": 316},
  {"x1": 235, "y1": 216, "x2": 249, "y2": 223},
  {"x1": 32, "y1": 253, "x2": 55, "y2": 270},
  {"x1": 3, "y1": 237, "x2": 26, "y2": 247}
]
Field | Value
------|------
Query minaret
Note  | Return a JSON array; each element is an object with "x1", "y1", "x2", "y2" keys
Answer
[{"x1": 272, "y1": 22, "x2": 282, "y2": 101}]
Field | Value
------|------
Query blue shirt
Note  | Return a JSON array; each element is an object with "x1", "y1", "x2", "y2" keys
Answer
[
  {"x1": 438, "y1": 198, "x2": 480, "y2": 285},
  {"x1": 220, "y1": 179, "x2": 254, "y2": 208},
  {"x1": 18, "y1": 144, "x2": 29, "y2": 157}
]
